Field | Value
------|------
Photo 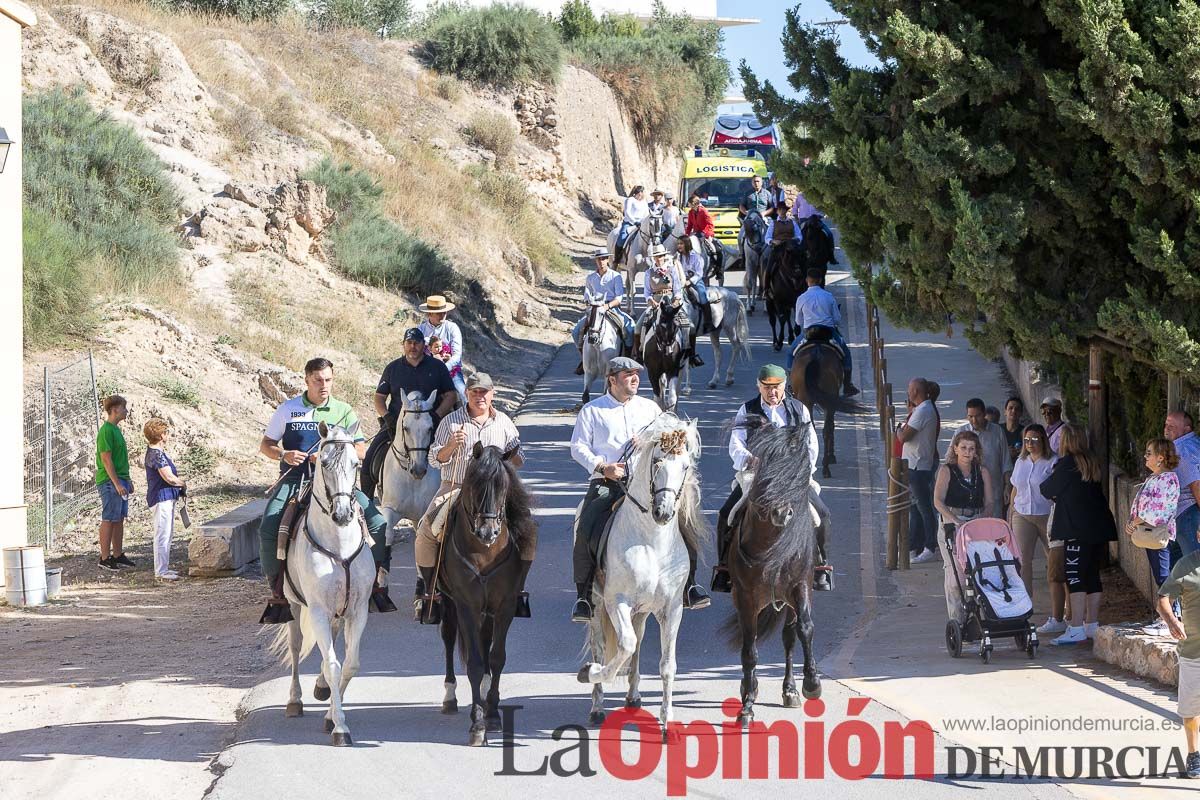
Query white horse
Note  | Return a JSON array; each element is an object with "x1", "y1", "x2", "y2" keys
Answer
[
  {"x1": 581, "y1": 300, "x2": 622, "y2": 405},
  {"x1": 608, "y1": 212, "x2": 665, "y2": 314},
  {"x1": 680, "y1": 284, "x2": 753, "y2": 391},
  {"x1": 740, "y1": 211, "x2": 768, "y2": 314},
  {"x1": 271, "y1": 422, "x2": 375, "y2": 746},
  {"x1": 377, "y1": 390, "x2": 441, "y2": 554},
  {"x1": 577, "y1": 413, "x2": 704, "y2": 737}
]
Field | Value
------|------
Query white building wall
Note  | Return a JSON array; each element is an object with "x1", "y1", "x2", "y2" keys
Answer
[{"x1": 0, "y1": 0, "x2": 35, "y2": 575}]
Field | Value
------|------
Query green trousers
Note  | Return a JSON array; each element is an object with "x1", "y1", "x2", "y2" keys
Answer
[{"x1": 259, "y1": 479, "x2": 388, "y2": 580}]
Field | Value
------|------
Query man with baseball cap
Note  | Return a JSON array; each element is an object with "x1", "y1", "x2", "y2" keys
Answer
[
  {"x1": 412, "y1": 372, "x2": 533, "y2": 622},
  {"x1": 572, "y1": 248, "x2": 635, "y2": 375},
  {"x1": 712, "y1": 364, "x2": 833, "y2": 592},
  {"x1": 361, "y1": 327, "x2": 458, "y2": 500},
  {"x1": 568, "y1": 357, "x2": 710, "y2": 621}
]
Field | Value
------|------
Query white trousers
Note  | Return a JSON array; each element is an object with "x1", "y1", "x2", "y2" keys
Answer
[{"x1": 152, "y1": 499, "x2": 176, "y2": 576}]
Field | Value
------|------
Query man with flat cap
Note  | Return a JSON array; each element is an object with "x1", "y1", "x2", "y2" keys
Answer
[
  {"x1": 568, "y1": 356, "x2": 710, "y2": 622},
  {"x1": 711, "y1": 363, "x2": 834, "y2": 592},
  {"x1": 572, "y1": 248, "x2": 635, "y2": 375}
]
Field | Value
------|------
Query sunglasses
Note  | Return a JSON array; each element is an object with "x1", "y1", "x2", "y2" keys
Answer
[{"x1": 1022, "y1": 437, "x2": 1041, "y2": 443}]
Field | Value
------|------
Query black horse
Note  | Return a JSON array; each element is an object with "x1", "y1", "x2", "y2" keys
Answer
[
  {"x1": 722, "y1": 420, "x2": 824, "y2": 725},
  {"x1": 642, "y1": 297, "x2": 689, "y2": 411},
  {"x1": 437, "y1": 443, "x2": 537, "y2": 746},
  {"x1": 762, "y1": 240, "x2": 805, "y2": 352},
  {"x1": 798, "y1": 215, "x2": 837, "y2": 286}
]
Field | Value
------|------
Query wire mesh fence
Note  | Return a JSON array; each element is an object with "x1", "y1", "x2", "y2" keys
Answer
[{"x1": 22, "y1": 354, "x2": 101, "y2": 551}]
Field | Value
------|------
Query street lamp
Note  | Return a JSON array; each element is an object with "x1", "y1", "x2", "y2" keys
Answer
[{"x1": 0, "y1": 128, "x2": 13, "y2": 174}]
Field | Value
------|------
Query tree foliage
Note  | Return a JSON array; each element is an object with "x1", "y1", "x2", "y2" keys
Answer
[
  {"x1": 421, "y1": 4, "x2": 562, "y2": 87},
  {"x1": 557, "y1": 0, "x2": 601, "y2": 42}
]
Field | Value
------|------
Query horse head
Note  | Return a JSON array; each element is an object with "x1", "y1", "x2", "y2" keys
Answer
[
  {"x1": 462, "y1": 441, "x2": 514, "y2": 546},
  {"x1": 645, "y1": 212, "x2": 664, "y2": 243},
  {"x1": 634, "y1": 414, "x2": 700, "y2": 526},
  {"x1": 585, "y1": 300, "x2": 607, "y2": 346},
  {"x1": 397, "y1": 390, "x2": 437, "y2": 478},
  {"x1": 800, "y1": 215, "x2": 834, "y2": 266},
  {"x1": 743, "y1": 211, "x2": 766, "y2": 251},
  {"x1": 316, "y1": 420, "x2": 361, "y2": 527}
]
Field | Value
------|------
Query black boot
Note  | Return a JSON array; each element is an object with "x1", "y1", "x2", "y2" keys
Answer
[
  {"x1": 414, "y1": 565, "x2": 442, "y2": 625},
  {"x1": 843, "y1": 374, "x2": 860, "y2": 397},
  {"x1": 683, "y1": 557, "x2": 711, "y2": 609},
  {"x1": 575, "y1": 359, "x2": 585, "y2": 376},
  {"x1": 571, "y1": 582, "x2": 593, "y2": 623},
  {"x1": 259, "y1": 569, "x2": 294, "y2": 625},
  {"x1": 687, "y1": 332, "x2": 704, "y2": 367},
  {"x1": 814, "y1": 564, "x2": 834, "y2": 591},
  {"x1": 514, "y1": 559, "x2": 532, "y2": 619},
  {"x1": 369, "y1": 561, "x2": 398, "y2": 613}
]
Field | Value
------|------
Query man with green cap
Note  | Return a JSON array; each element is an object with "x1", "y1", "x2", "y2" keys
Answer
[{"x1": 711, "y1": 364, "x2": 835, "y2": 592}]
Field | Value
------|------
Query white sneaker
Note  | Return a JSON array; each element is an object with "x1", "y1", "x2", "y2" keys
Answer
[
  {"x1": 912, "y1": 548, "x2": 939, "y2": 564},
  {"x1": 1084, "y1": 622, "x2": 1099, "y2": 639},
  {"x1": 1144, "y1": 619, "x2": 1169, "y2": 636},
  {"x1": 1052, "y1": 625, "x2": 1088, "y2": 645},
  {"x1": 156, "y1": 571, "x2": 180, "y2": 581},
  {"x1": 1037, "y1": 617, "x2": 1067, "y2": 635}
]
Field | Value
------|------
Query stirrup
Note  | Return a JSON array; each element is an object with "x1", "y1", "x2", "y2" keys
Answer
[
  {"x1": 814, "y1": 565, "x2": 834, "y2": 591},
  {"x1": 710, "y1": 565, "x2": 732, "y2": 593},
  {"x1": 571, "y1": 597, "x2": 593, "y2": 623},
  {"x1": 259, "y1": 597, "x2": 294, "y2": 625},
  {"x1": 685, "y1": 583, "x2": 711, "y2": 610},
  {"x1": 514, "y1": 591, "x2": 531, "y2": 619},
  {"x1": 370, "y1": 585, "x2": 398, "y2": 613},
  {"x1": 414, "y1": 593, "x2": 443, "y2": 625}
]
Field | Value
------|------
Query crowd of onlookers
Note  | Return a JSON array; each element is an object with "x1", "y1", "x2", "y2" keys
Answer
[{"x1": 899, "y1": 379, "x2": 1200, "y2": 776}]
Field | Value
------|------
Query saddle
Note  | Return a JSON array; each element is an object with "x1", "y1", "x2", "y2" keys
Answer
[
  {"x1": 684, "y1": 284, "x2": 722, "y2": 334},
  {"x1": 791, "y1": 332, "x2": 842, "y2": 364},
  {"x1": 573, "y1": 492, "x2": 627, "y2": 577},
  {"x1": 370, "y1": 430, "x2": 392, "y2": 487}
]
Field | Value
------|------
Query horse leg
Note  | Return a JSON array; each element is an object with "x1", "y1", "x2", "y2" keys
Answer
[
  {"x1": 484, "y1": 612, "x2": 514, "y2": 733},
  {"x1": 580, "y1": 597, "x2": 636, "y2": 685},
  {"x1": 822, "y1": 407, "x2": 835, "y2": 479},
  {"x1": 624, "y1": 611, "x2": 649, "y2": 709},
  {"x1": 284, "y1": 618, "x2": 304, "y2": 718},
  {"x1": 337, "y1": 607, "x2": 369, "y2": 718},
  {"x1": 782, "y1": 607, "x2": 801, "y2": 707},
  {"x1": 457, "y1": 606, "x2": 489, "y2": 746},
  {"x1": 309, "y1": 609, "x2": 351, "y2": 746},
  {"x1": 440, "y1": 601, "x2": 458, "y2": 714},
  {"x1": 658, "y1": 600, "x2": 684, "y2": 741},
  {"x1": 479, "y1": 615, "x2": 495, "y2": 728},
  {"x1": 735, "y1": 597, "x2": 759, "y2": 727},
  {"x1": 797, "y1": 587, "x2": 822, "y2": 699}
]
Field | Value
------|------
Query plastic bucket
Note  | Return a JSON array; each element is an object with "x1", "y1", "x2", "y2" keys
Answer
[
  {"x1": 3, "y1": 546, "x2": 47, "y2": 607},
  {"x1": 45, "y1": 567, "x2": 63, "y2": 600}
]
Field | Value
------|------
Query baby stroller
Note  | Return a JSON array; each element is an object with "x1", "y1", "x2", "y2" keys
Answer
[{"x1": 944, "y1": 517, "x2": 1038, "y2": 662}]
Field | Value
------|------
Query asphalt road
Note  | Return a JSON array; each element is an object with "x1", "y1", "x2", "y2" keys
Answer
[{"x1": 208, "y1": 260, "x2": 1075, "y2": 799}]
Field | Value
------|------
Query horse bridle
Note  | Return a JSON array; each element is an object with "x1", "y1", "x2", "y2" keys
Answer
[
  {"x1": 624, "y1": 451, "x2": 690, "y2": 515},
  {"x1": 390, "y1": 406, "x2": 433, "y2": 469},
  {"x1": 306, "y1": 437, "x2": 367, "y2": 617}
]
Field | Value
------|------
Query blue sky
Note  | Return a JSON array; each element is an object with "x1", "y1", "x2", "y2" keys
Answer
[{"x1": 716, "y1": 0, "x2": 879, "y2": 109}]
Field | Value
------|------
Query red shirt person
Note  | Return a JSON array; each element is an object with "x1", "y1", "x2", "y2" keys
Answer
[{"x1": 686, "y1": 195, "x2": 715, "y2": 239}]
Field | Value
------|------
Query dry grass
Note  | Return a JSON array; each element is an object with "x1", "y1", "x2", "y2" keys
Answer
[{"x1": 464, "y1": 111, "x2": 517, "y2": 161}]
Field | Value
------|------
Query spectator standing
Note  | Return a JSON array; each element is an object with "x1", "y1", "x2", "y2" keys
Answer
[
  {"x1": 933, "y1": 431, "x2": 993, "y2": 618},
  {"x1": 1156, "y1": 549, "x2": 1200, "y2": 779},
  {"x1": 143, "y1": 419, "x2": 185, "y2": 581},
  {"x1": 955, "y1": 398, "x2": 1010, "y2": 518},
  {"x1": 1166, "y1": 411, "x2": 1200, "y2": 564},
  {"x1": 898, "y1": 378, "x2": 941, "y2": 564},
  {"x1": 1039, "y1": 424, "x2": 1118, "y2": 644},
  {"x1": 1128, "y1": 438, "x2": 1180, "y2": 634},
  {"x1": 96, "y1": 395, "x2": 135, "y2": 571},
  {"x1": 1002, "y1": 397, "x2": 1026, "y2": 466},
  {"x1": 1009, "y1": 424, "x2": 1058, "y2": 612},
  {"x1": 1041, "y1": 397, "x2": 1066, "y2": 454}
]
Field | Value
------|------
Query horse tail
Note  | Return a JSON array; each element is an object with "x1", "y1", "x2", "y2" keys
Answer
[
  {"x1": 733, "y1": 299, "x2": 752, "y2": 364},
  {"x1": 802, "y1": 345, "x2": 865, "y2": 415},
  {"x1": 267, "y1": 606, "x2": 318, "y2": 666},
  {"x1": 720, "y1": 605, "x2": 787, "y2": 648},
  {"x1": 580, "y1": 598, "x2": 625, "y2": 675}
]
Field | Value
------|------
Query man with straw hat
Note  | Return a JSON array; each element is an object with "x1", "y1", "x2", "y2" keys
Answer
[
  {"x1": 418, "y1": 294, "x2": 466, "y2": 403},
  {"x1": 572, "y1": 248, "x2": 635, "y2": 375}
]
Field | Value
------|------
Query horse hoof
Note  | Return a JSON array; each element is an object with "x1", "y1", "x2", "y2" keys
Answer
[
  {"x1": 822, "y1": 467, "x2": 832, "y2": 479},
  {"x1": 442, "y1": 699, "x2": 459, "y2": 715},
  {"x1": 589, "y1": 710, "x2": 606, "y2": 726},
  {"x1": 331, "y1": 732, "x2": 352, "y2": 747},
  {"x1": 313, "y1": 684, "x2": 331, "y2": 702},
  {"x1": 486, "y1": 714, "x2": 503, "y2": 733},
  {"x1": 324, "y1": 718, "x2": 335, "y2": 733},
  {"x1": 706, "y1": 381, "x2": 717, "y2": 390},
  {"x1": 468, "y1": 725, "x2": 487, "y2": 747},
  {"x1": 576, "y1": 665, "x2": 594, "y2": 684},
  {"x1": 663, "y1": 725, "x2": 679, "y2": 744},
  {"x1": 783, "y1": 691, "x2": 801, "y2": 708},
  {"x1": 285, "y1": 702, "x2": 303, "y2": 718},
  {"x1": 802, "y1": 682, "x2": 822, "y2": 700},
  {"x1": 624, "y1": 696, "x2": 642, "y2": 709},
  {"x1": 725, "y1": 378, "x2": 734, "y2": 387},
  {"x1": 737, "y1": 712, "x2": 754, "y2": 728}
]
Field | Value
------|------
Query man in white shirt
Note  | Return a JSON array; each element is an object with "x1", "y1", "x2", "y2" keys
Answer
[
  {"x1": 615, "y1": 185, "x2": 649, "y2": 264},
  {"x1": 898, "y1": 377, "x2": 941, "y2": 563},
  {"x1": 788, "y1": 270, "x2": 859, "y2": 396},
  {"x1": 955, "y1": 397, "x2": 1011, "y2": 518},
  {"x1": 572, "y1": 249, "x2": 634, "y2": 375},
  {"x1": 568, "y1": 357, "x2": 709, "y2": 621},
  {"x1": 711, "y1": 365, "x2": 833, "y2": 591}
]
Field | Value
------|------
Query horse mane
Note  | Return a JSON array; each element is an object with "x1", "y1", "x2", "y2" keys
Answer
[
  {"x1": 741, "y1": 417, "x2": 816, "y2": 585},
  {"x1": 628, "y1": 412, "x2": 709, "y2": 554},
  {"x1": 459, "y1": 445, "x2": 537, "y2": 550}
]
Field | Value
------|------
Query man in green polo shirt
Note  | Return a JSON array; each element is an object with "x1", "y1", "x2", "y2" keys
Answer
[
  {"x1": 96, "y1": 394, "x2": 135, "y2": 571},
  {"x1": 1158, "y1": 550, "x2": 1200, "y2": 778}
]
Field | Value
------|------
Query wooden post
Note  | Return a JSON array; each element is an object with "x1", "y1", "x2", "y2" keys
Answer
[
  {"x1": 887, "y1": 455, "x2": 901, "y2": 569},
  {"x1": 1088, "y1": 342, "x2": 1108, "y2": 487},
  {"x1": 881, "y1": 382, "x2": 893, "y2": 447},
  {"x1": 1168, "y1": 373, "x2": 1183, "y2": 413},
  {"x1": 898, "y1": 458, "x2": 910, "y2": 569}
]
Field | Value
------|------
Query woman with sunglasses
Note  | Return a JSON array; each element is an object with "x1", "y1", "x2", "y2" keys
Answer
[
  {"x1": 1129, "y1": 438, "x2": 1181, "y2": 634},
  {"x1": 1009, "y1": 424, "x2": 1061, "y2": 631}
]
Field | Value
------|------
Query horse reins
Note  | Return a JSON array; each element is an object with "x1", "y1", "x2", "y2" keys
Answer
[
  {"x1": 389, "y1": 407, "x2": 433, "y2": 470},
  {"x1": 295, "y1": 437, "x2": 368, "y2": 617}
]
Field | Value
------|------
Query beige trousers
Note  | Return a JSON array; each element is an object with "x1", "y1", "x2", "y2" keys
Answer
[
  {"x1": 415, "y1": 481, "x2": 458, "y2": 569},
  {"x1": 1011, "y1": 512, "x2": 1050, "y2": 599}
]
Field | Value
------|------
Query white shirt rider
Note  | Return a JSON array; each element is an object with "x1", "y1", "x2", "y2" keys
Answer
[
  {"x1": 584, "y1": 269, "x2": 625, "y2": 306},
  {"x1": 418, "y1": 318, "x2": 464, "y2": 375},
  {"x1": 571, "y1": 392, "x2": 661, "y2": 476},
  {"x1": 623, "y1": 195, "x2": 649, "y2": 226},
  {"x1": 794, "y1": 284, "x2": 841, "y2": 330},
  {"x1": 729, "y1": 397, "x2": 818, "y2": 474}
]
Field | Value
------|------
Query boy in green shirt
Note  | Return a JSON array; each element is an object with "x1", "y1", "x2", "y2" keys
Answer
[
  {"x1": 96, "y1": 395, "x2": 135, "y2": 571},
  {"x1": 1157, "y1": 550, "x2": 1200, "y2": 778}
]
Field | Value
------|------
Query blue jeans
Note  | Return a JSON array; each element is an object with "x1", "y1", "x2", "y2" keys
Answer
[
  {"x1": 1171, "y1": 505, "x2": 1200, "y2": 568},
  {"x1": 99, "y1": 478, "x2": 132, "y2": 522},
  {"x1": 616, "y1": 222, "x2": 635, "y2": 250},
  {"x1": 786, "y1": 328, "x2": 852, "y2": 375},
  {"x1": 908, "y1": 468, "x2": 937, "y2": 553},
  {"x1": 572, "y1": 309, "x2": 634, "y2": 349},
  {"x1": 1146, "y1": 545, "x2": 1171, "y2": 587}
]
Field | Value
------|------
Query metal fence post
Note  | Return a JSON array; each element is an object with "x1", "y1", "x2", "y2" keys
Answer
[
  {"x1": 88, "y1": 351, "x2": 101, "y2": 428},
  {"x1": 43, "y1": 367, "x2": 53, "y2": 552}
]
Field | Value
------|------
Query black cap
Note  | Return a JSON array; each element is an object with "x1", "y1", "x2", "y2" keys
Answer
[{"x1": 404, "y1": 327, "x2": 425, "y2": 342}]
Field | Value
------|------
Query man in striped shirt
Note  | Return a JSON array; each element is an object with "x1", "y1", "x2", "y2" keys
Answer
[{"x1": 413, "y1": 372, "x2": 533, "y2": 619}]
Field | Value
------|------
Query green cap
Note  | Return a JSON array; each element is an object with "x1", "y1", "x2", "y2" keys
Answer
[{"x1": 758, "y1": 364, "x2": 787, "y2": 384}]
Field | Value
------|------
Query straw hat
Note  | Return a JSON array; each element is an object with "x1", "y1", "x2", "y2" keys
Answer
[{"x1": 419, "y1": 295, "x2": 456, "y2": 313}]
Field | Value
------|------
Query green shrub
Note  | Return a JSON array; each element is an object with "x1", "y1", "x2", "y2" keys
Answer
[
  {"x1": 464, "y1": 112, "x2": 517, "y2": 160},
  {"x1": 599, "y1": 13, "x2": 640, "y2": 38},
  {"x1": 309, "y1": 0, "x2": 411, "y2": 37},
  {"x1": 23, "y1": 89, "x2": 180, "y2": 345},
  {"x1": 433, "y1": 74, "x2": 463, "y2": 102},
  {"x1": 422, "y1": 4, "x2": 562, "y2": 87},
  {"x1": 302, "y1": 156, "x2": 383, "y2": 218},
  {"x1": 557, "y1": 0, "x2": 600, "y2": 42},
  {"x1": 179, "y1": 442, "x2": 218, "y2": 477},
  {"x1": 154, "y1": 376, "x2": 202, "y2": 408},
  {"x1": 150, "y1": 0, "x2": 292, "y2": 21}
]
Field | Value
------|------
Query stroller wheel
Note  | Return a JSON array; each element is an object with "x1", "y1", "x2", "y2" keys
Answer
[
  {"x1": 1027, "y1": 641, "x2": 1038, "y2": 659},
  {"x1": 945, "y1": 620, "x2": 963, "y2": 658},
  {"x1": 1015, "y1": 632, "x2": 1028, "y2": 650},
  {"x1": 980, "y1": 645, "x2": 992, "y2": 664}
]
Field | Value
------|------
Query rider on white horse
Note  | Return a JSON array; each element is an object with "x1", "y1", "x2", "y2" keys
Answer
[
  {"x1": 614, "y1": 186, "x2": 649, "y2": 265},
  {"x1": 413, "y1": 372, "x2": 533, "y2": 622},
  {"x1": 710, "y1": 363, "x2": 834, "y2": 593},
  {"x1": 787, "y1": 269, "x2": 860, "y2": 397},
  {"x1": 572, "y1": 249, "x2": 635, "y2": 376},
  {"x1": 635, "y1": 244, "x2": 704, "y2": 368},
  {"x1": 257, "y1": 357, "x2": 395, "y2": 622},
  {"x1": 361, "y1": 328, "x2": 458, "y2": 500},
  {"x1": 568, "y1": 357, "x2": 710, "y2": 622}
]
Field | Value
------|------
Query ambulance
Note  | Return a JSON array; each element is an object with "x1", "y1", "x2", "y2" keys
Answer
[
  {"x1": 678, "y1": 148, "x2": 770, "y2": 246},
  {"x1": 709, "y1": 113, "x2": 782, "y2": 159}
]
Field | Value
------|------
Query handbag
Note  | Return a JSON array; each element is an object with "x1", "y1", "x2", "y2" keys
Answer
[{"x1": 1130, "y1": 484, "x2": 1171, "y2": 550}]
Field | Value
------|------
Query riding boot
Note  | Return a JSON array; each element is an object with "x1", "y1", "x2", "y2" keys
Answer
[
  {"x1": 842, "y1": 372, "x2": 860, "y2": 397},
  {"x1": 687, "y1": 330, "x2": 705, "y2": 367},
  {"x1": 514, "y1": 559, "x2": 533, "y2": 619},
  {"x1": 414, "y1": 565, "x2": 443, "y2": 625},
  {"x1": 259, "y1": 569, "x2": 294, "y2": 625},
  {"x1": 710, "y1": 517, "x2": 733, "y2": 593},
  {"x1": 575, "y1": 360, "x2": 585, "y2": 376},
  {"x1": 813, "y1": 500, "x2": 834, "y2": 592},
  {"x1": 683, "y1": 555, "x2": 711, "y2": 610},
  {"x1": 369, "y1": 561, "x2": 398, "y2": 613},
  {"x1": 571, "y1": 581, "x2": 593, "y2": 623}
]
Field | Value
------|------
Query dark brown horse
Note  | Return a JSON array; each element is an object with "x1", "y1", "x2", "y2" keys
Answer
[
  {"x1": 642, "y1": 296, "x2": 689, "y2": 411},
  {"x1": 798, "y1": 215, "x2": 837, "y2": 285},
  {"x1": 790, "y1": 338, "x2": 861, "y2": 478},
  {"x1": 763, "y1": 241, "x2": 805, "y2": 352},
  {"x1": 437, "y1": 442, "x2": 536, "y2": 746},
  {"x1": 722, "y1": 420, "x2": 823, "y2": 726}
]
